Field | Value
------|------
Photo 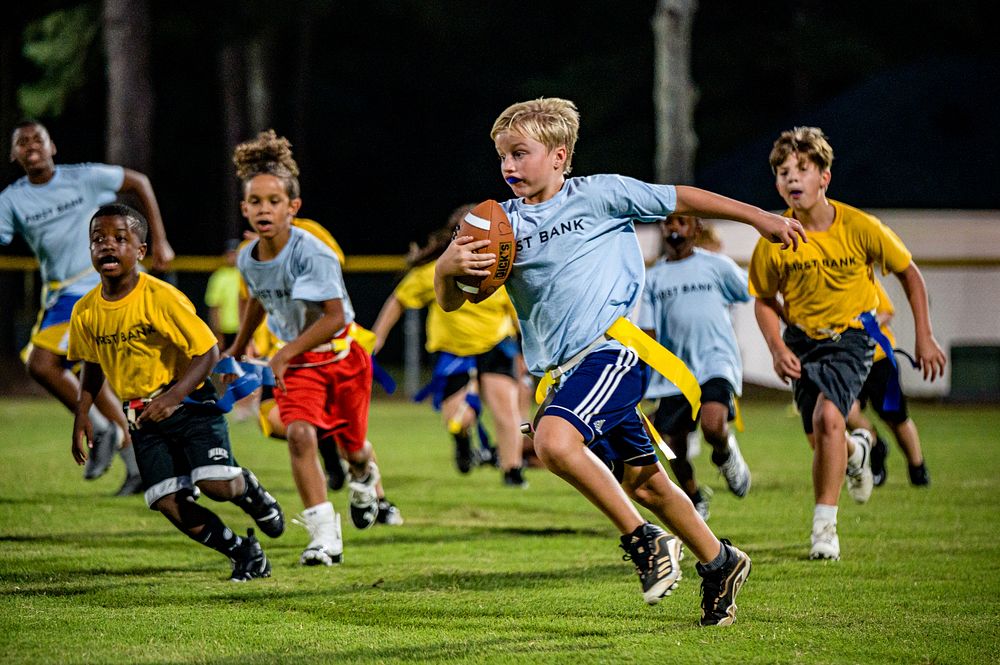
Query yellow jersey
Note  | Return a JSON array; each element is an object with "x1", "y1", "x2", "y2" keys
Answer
[
  {"x1": 748, "y1": 199, "x2": 911, "y2": 339},
  {"x1": 68, "y1": 273, "x2": 218, "y2": 399},
  {"x1": 394, "y1": 261, "x2": 518, "y2": 356}
]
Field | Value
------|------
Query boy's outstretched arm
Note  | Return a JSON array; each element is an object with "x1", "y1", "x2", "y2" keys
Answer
[
  {"x1": 674, "y1": 185, "x2": 807, "y2": 250},
  {"x1": 121, "y1": 169, "x2": 174, "y2": 271},
  {"x1": 433, "y1": 236, "x2": 494, "y2": 312},
  {"x1": 72, "y1": 361, "x2": 106, "y2": 465},
  {"x1": 754, "y1": 297, "x2": 801, "y2": 383},
  {"x1": 139, "y1": 345, "x2": 220, "y2": 426},
  {"x1": 894, "y1": 263, "x2": 946, "y2": 381}
]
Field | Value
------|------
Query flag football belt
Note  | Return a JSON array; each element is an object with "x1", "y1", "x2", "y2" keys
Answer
[
  {"x1": 857, "y1": 310, "x2": 919, "y2": 412},
  {"x1": 531, "y1": 317, "x2": 703, "y2": 460}
]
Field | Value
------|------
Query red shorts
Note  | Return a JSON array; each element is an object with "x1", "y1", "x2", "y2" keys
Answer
[{"x1": 275, "y1": 343, "x2": 372, "y2": 453}]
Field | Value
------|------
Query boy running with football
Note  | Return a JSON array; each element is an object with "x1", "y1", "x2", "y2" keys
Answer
[
  {"x1": 749, "y1": 126, "x2": 945, "y2": 561},
  {"x1": 435, "y1": 97, "x2": 806, "y2": 625},
  {"x1": 69, "y1": 204, "x2": 282, "y2": 582}
]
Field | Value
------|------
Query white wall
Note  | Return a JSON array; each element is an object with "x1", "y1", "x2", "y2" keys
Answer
[{"x1": 636, "y1": 210, "x2": 1000, "y2": 397}]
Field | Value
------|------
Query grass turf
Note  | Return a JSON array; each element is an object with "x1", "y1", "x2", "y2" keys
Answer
[{"x1": 1, "y1": 397, "x2": 998, "y2": 664}]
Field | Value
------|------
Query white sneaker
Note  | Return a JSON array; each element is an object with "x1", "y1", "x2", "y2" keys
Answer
[
  {"x1": 348, "y1": 462, "x2": 380, "y2": 530},
  {"x1": 717, "y1": 435, "x2": 751, "y2": 498},
  {"x1": 845, "y1": 429, "x2": 874, "y2": 504},
  {"x1": 296, "y1": 503, "x2": 343, "y2": 566},
  {"x1": 809, "y1": 520, "x2": 840, "y2": 560}
]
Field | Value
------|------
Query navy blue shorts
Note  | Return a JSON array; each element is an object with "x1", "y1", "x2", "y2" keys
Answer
[{"x1": 543, "y1": 347, "x2": 657, "y2": 481}]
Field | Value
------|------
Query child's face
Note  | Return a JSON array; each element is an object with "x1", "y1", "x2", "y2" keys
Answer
[
  {"x1": 89, "y1": 215, "x2": 146, "y2": 278},
  {"x1": 495, "y1": 130, "x2": 567, "y2": 204},
  {"x1": 660, "y1": 214, "x2": 700, "y2": 257},
  {"x1": 774, "y1": 152, "x2": 831, "y2": 211},
  {"x1": 10, "y1": 124, "x2": 56, "y2": 175},
  {"x1": 240, "y1": 174, "x2": 301, "y2": 239}
]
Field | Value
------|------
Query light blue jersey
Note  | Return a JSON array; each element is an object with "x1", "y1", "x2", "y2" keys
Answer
[
  {"x1": 500, "y1": 174, "x2": 677, "y2": 375},
  {"x1": 238, "y1": 226, "x2": 354, "y2": 343},
  {"x1": 0, "y1": 164, "x2": 124, "y2": 298},
  {"x1": 638, "y1": 248, "x2": 750, "y2": 398}
]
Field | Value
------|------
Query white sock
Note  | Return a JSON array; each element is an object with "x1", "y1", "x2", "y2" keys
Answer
[
  {"x1": 302, "y1": 500, "x2": 334, "y2": 521},
  {"x1": 88, "y1": 406, "x2": 111, "y2": 432},
  {"x1": 813, "y1": 504, "x2": 838, "y2": 526}
]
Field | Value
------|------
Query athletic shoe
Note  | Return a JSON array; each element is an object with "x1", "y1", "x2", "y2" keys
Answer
[
  {"x1": 114, "y1": 473, "x2": 143, "y2": 497},
  {"x1": 502, "y1": 467, "x2": 528, "y2": 488},
  {"x1": 477, "y1": 444, "x2": 499, "y2": 468},
  {"x1": 230, "y1": 529, "x2": 271, "y2": 582},
  {"x1": 870, "y1": 434, "x2": 889, "y2": 487},
  {"x1": 454, "y1": 435, "x2": 474, "y2": 474},
  {"x1": 717, "y1": 435, "x2": 751, "y2": 498},
  {"x1": 909, "y1": 462, "x2": 931, "y2": 486},
  {"x1": 297, "y1": 507, "x2": 343, "y2": 566},
  {"x1": 697, "y1": 540, "x2": 751, "y2": 626},
  {"x1": 84, "y1": 422, "x2": 121, "y2": 480},
  {"x1": 376, "y1": 498, "x2": 404, "y2": 526},
  {"x1": 238, "y1": 469, "x2": 285, "y2": 538},
  {"x1": 347, "y1": 463, "x2": 380, "y2": 530},
  {"x1": 619, "y1": 523, "x2": 683, "y2": 605},
  {"x1": 318, "y1": 437, "x2": 349, "y2": 491},
  {"x1": 809, "y1": 520, "x2": 840, "y2": 560},
  {"x1": 845, "y1": 429, "x2": 874, "y2": 503}
]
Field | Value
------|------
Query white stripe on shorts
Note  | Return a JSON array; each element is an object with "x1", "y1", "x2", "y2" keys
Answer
[{"x1": 573, "y1": 347, "x2": 638, "y2": 424}]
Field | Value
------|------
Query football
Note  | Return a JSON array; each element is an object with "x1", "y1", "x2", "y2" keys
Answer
[{"x1": 455, "y1": 199, "x2": 516, "y2": 303}]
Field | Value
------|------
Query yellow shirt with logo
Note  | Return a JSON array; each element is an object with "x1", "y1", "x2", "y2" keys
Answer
[
  {"x1": 748, "y1": 199, "x2": 911, "y2": 339},
  {"x1": 395, "y1": 261, "x2": 517, "y2": 356},
  {"x1": 68, "y1": 272, "x2": 218, "y2": 399}
]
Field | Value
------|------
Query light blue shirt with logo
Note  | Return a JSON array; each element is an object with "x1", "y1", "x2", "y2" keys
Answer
[{"x1": 500, "y1": 174, "x2": 677, "y2": 375}]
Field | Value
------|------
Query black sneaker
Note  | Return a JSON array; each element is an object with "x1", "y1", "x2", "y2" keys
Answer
[
  {"x1": 114, "y1": 473, "x2": 143, "y2": 497},
  {"x1": 871, "y1": 434, "x2": 889, "y2": 487},
  {"x1": 318, "y1": 436, "x2": 348, "y2": 491},
  {"x1": 619, "y1": 523, "x2": 683, "y2": 605},
  {"x1": 230, "y1": 529, "x2": 271, "y2": 582},
  {"x1": 502, "y1": 467, "x2": 528, "y2": 488},
  {"x1": 238, "y1": 469, "x2": 285, "y2": 538},
  {"x1": 909, "y1": 462, "x2": 931, "y2": 486},
  {"x1": 84, "y1": 423, "x2": 121, "y2": 480},
  {"x1": 376, "y1": 498, "x2": 404, "y2": 525},
  {"x1": 454, "y1": 434, "x2": 474, "y2": 474},
  {"x1": 477, "y1": 445, "x2": 500, "y2": 468},
  {"x1": 697, "y1": 539, "x2": 751, "y2": 626}
]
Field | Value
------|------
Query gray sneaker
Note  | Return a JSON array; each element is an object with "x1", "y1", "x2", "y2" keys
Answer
[
  {"x1": 84, "y1": 423, "x2": 121, "y2": 480},
  {"x1": 846, "y1": 429, "x2": 874, "y2": 504},
  {"x1": 717, "y1": 435, "x2": 751, "y2": 498}
]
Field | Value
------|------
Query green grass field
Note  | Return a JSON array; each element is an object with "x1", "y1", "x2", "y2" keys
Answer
[{"x1": 2, "y1": 396, "x2": 998, "y2": 664}]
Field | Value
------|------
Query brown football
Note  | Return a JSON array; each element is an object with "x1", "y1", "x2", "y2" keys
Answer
[{"x1": 455, "y1": 199, "x2": 516, "y2": 303}]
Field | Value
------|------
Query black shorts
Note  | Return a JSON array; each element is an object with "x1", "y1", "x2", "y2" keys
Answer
[
  {"x1": 127, "y1": 385, "x2": 241, "y2": 508},
  {"x1": 857, "y1": 357, "x2": 909, "y2": 424},
  {"x1": 652, "y1": 377, "x2": 736, "y2": 437},
  {"x1": 784, "y1": 326, "x2": 874, "y2": 434},
  {"x1": 442, "y1": 338, "x2": 519, "y2": 400}
]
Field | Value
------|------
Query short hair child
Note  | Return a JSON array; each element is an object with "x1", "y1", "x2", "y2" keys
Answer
[
  {"x1": 437, "y1": 96, "x2": 806, "y2": 625},
  {"x1": 750, "y1": 125, "x2": 946, "y2": 561},
  {"x1": 68, "y1": 204, "x2": 284, "y2": 582}
]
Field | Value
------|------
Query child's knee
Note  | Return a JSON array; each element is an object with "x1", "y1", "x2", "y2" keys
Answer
[{"x1": 196, "y1": 477, "x2": 239, "y2": 501}]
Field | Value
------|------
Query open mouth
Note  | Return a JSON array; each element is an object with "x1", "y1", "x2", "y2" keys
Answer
[{"x1": 98, "y1": 255, "x2": 121, "y2": 268}]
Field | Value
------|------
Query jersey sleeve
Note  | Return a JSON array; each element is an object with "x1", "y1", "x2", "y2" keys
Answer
[
  {"x1": 606, "y1": 175, "x2": 677, "y2": 223},
  {"x1": 717, "y1": 255, "x2": 751, "y2": 304},
  {"x1": 82, "y1": 163, "x2": 126, "y2": 197},
  {"x1": 393, "y1": 264, "x2": 435, "y2": 309},
  {"x1": 0, "y1": 193, "x2": 14, "y2": 245},
  {"x1": 747, "y1": 239, "x2": 779, "y2": 298},
  {"x1": 67, "y1": 301, "x2": 99, "y2": 363},
  {"x1": 868, "y1": 223, "x2": 912, "y2": 275},
  {"x1": 152, "y1": 288, "x2": 218, "y2": 358},
  {"x1": 290, "y1": 244, "x2": 345, "y2": 303}
]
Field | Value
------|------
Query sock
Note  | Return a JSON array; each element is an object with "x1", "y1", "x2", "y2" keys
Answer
[
  {"x1": 88, "y1": 406, "x2": 111, "y2": 433},
  {"x1": 813, "y1": 504, "x2": 838, "y2": 526},
  {"x1": 119, "y1": 444, "x2": 140, "y2": 476},
  {"x1": 710, "y1": 434, "x2": 733, "y2": 466},
  {"x1": 700, "y1": 541, "x2": 731, "y2": 572},
  {"x1": 189, "y1": 512, "x2": 242, "y2": 557},
  {"x1": 302, "y1": 500, "x2": 334, "y2": 521}
]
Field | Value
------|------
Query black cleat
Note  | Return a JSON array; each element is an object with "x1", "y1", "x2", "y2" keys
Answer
[
  {"x1": 84, "y1": 423, "x2": 121, "y2": 480},
  {"x1": 454, "y1": 434, "x2": 474, "y2": 474},
  {"x1": 230, "y1": 529, "x2": 271, "y2": 582},
  {"x1": 376, "y1": 498, "x2": 404, "y2": 526},
  {"x1": 502, "y1": 467, "x2": 528, "y2": 488},
  {"x1": 909, "y1": 462, "x2": 931, "y2": 486},
  {"x1": 619, "y1": 523, "x2": 683, "y2": 605},
  {"x1": 347, "y1": 464, "x2": 380, "y2": 530},
  {"x1": 238, "y1": 469, "x2": 285, "y2": 538},
  {"x1": 114, "y1": 473, "x2": 143, "y2": 497},
  {"x1": 697, "y1": 539, "x2": 751, "y2": 626},
  {"x1": 871, "y1": 434, "x2": 889, "y2": 487}
]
